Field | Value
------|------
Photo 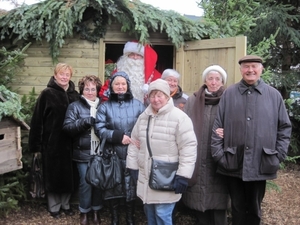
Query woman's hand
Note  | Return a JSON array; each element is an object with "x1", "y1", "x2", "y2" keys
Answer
[
  {"x1": 216, "y1": 128, "x2": 224, "y2": 138},
  {"x1": 122, "y1": 134, "x2": 131, "y2": 145},
  {"x1": 130, "y1": 139, "x2": 140, "y2": 149}
]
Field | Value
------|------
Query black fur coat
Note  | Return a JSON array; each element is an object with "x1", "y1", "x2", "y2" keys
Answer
[{"x1": 29, "y1": 76, "x2": 79, "y2": 193}]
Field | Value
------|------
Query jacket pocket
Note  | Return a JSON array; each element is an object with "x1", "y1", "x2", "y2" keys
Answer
[
  {"x1": 219, "y1": 147, "x2": 240, "y2": 171},
  {"x1": 260, "y1": 147, "x2": 280, "y2": 174}
]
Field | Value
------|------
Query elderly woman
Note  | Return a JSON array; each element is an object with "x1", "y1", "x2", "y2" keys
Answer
[
  {"x1": 95, "y1": 71, "x2": 145, "y2": 225},
  {"x1": 63, "y1": 75, "x2": 103, "y2": 225},
  {"x1": 181, "y1": 65, "x2": 229, "y2": 225},
  {"x1": 126, "y1": 79, "x2": 197, "y2": 225},
  {"x1": 29, "y1": 63, "x2": 79, "y2": 219},
  {"x1": 161, "y1": 69, "x2": 188, "y2": 110}
]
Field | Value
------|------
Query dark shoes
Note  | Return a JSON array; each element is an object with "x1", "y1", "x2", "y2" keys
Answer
[
  {"x1": 50, "y1": 211, "x2": 61, "y2": 219},
  {"x1": 80, "y1": 213, "x2": 89, "y2": 225},
  {"x1": 62, "y1": 208, "x2": 74, "y2": 216},
  {"x1": 92, "y1": 210, "x2": 101, "y2": 225},
  {"x1": 50, "y1": 208, "x2": 73, "y2": 219},
  {"x1": 80, "y1": 211, "x2": 101, "y2": 225}
]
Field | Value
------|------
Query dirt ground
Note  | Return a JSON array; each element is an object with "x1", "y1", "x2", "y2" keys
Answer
[{"x1": 2, "y1": 163, "x2": 300, "y2": 225}]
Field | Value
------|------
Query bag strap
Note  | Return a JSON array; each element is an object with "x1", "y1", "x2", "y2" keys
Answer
[
  {"x1": 146, "y1": 116, "x2": 153, "y2": 158},
  {"x1": 95, "y1": 137, "x2": 106, "y2": 154}
]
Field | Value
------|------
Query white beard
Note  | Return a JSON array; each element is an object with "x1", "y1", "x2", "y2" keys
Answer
[{"x1": 117, "y1": 56, "x2": 145, "y2": 102}]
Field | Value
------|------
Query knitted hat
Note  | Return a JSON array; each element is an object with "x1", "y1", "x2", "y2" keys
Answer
[
  {"x1": 161, "y1": 69, "x2": 180, "y2": 80},
  {"x1": 123, "y1": 41, "x2": 144, "y2": 57},
  {"x1": 202, "y1": 65, "x2": 227, "y2": 84},
  {"x1": 109, "y1": 71, "x2": 131, "y2": 90},
  {"x1": 148, "y1": 79, "x2": 170, "y2": 98},
  {"x1": 238, "y1": 55, "x2": 263, "y2": 64}
]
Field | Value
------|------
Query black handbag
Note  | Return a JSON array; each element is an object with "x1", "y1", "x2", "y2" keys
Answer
[
  {"x1": 146, "y1": 116, "x2": 179, "y2": 191},
  {"x1": 85, "y1": 138, "x2": 123, "y2": 190},
  {"x1": 29, "y1": 152, "x2": 45, "y2": 198}
]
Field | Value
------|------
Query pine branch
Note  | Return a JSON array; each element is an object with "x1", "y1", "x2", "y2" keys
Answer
[{"x1": 0, "y1": 0, "x2": 208, "y2": 61}]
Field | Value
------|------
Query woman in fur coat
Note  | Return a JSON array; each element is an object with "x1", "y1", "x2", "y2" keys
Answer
[{"x1": 29, "y1": 63, "x2": 79, "y2": 219}]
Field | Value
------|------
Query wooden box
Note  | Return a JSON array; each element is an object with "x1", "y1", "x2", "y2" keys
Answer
[{"x1": 0, "y1": 117, "x2": 25, "y2": 174}]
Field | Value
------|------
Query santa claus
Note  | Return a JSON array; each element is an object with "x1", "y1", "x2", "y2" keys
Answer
[{"x1": 100, "y1": 41, "x2": 161, "y2": 103}]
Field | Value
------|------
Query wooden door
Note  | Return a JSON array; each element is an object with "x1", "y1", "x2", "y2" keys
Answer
[{"x1": 175, "y1": 36, "x2": 247, "y2": 95}]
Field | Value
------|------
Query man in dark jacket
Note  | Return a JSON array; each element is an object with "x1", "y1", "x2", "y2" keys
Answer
[
  {"x1": 29, "y1": 63, "x2": 79, "y2": 219},
  {"x1": 211, "y1": 55, "x2": 292, "y2": 225}
]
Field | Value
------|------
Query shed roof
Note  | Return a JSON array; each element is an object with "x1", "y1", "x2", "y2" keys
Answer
[
  {"x1": 0, "y1": 0, "x2": 212, "y2": 60},
  {"x1": 0, "y1": 90, "x2": 29, "y2": 130}
]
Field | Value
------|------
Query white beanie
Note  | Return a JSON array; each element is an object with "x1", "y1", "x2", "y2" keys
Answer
[
  {"x1": 202, "y1": 65, "x2": 227, "y2": 84},
  {"x1": 148, "y1": 79, "x2": 170, "y2": 98},
  {"x1": 161, "y1": 69, "x2": 181, "y2": 80},
  {"x1": 123, "y1": 41, "x2": 144, "y2": 57}
]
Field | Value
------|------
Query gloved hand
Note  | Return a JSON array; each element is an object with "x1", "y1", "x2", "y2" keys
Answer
[
  {"x1": 128, "y1": 169, "x2": 139, "y2": 186},
  {"x1": 173, "y1": 175, "x2": 188, "y2": 194},
  {"x1": 83, "y1": 117, "x2": 95, "y2": 127}
]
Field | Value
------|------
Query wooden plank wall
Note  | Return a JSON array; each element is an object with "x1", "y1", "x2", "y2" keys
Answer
[
  {"x1": 11, "y1": 22, "x2": 171, "y2": 96},
  {"x1": 175, "y1": 36, "x2": 247, "y2": 95},
  {"x1": 12, "y1": 37, "x2": 100, "y2": 95}
]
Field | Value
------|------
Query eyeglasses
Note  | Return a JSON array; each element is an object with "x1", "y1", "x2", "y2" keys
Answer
[{"x1": 83, "y1": 88, "x2": 97, "y2": 92}]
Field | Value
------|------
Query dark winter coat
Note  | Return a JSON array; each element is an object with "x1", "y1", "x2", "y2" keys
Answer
[
  {"x1": 29, "y1": 76, "x2": 79, "y2": 193},
  {"x1": 182, "y1": 85, "x2": 228, "y2": 212},
  {"x1": 95, "y1": 75, "x2": 145, "y2": 200},
  {"x1": 172, "y1": 85, "x2": 188, "y2": 110},
  {"x1": 211, "y1": 79, "x2": 292, "y2": 181},
  {"x1": 63, "y1": 96, "x2": 101, "y2": 162}
]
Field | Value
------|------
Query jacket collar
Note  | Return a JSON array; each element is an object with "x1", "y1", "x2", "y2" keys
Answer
[
  {"x1": 238, "y1": 79, "x2": 265, "y2": 95},
  {"x1": 145, "y1": 98, "x2": 175, "y2": 116},
  {"x1": 47, "y1": 76, "x2": 76, "y2": 92}
]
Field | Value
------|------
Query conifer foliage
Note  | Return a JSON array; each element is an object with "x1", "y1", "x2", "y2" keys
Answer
[{"x1": 0, "y1": 0, "x2": 210, "y2": 61}]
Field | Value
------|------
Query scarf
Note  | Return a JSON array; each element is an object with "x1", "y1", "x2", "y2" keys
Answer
[
  {"x1": 170, "y1": 87, "x2": 178, "y2": 97},
  {"x1": 83, "y1": 96, "x2": 100, "y2": 155},
  {"x1": 187, "y1": 84, "x2": 224, "y2": 186}
]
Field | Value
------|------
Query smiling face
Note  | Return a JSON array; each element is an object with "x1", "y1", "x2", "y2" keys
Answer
[
  {"x1": 240, "y1": 62, "x2": 263, "y2": 85},
  {"x1": 54, "y1": 68, "x2": 72, "y2": 89},
  {"x1": 82, "y1": 81, "x2": 97, "y2": 101},
  {"x1": 205, "y1": 71, "x2": 223, "y2": 92},
  {"x1": 112, "y1": 76, "x2": 128, "y2": 94},
  {"x1": 164, "y1": 76, "x2": 179, "y2": 93}
]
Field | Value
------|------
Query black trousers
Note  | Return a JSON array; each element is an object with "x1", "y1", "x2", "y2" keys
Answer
[
  {"x1": 227, "y1": 176, "x2": 266, "y2": 225},
  {"x1": 195, "y1": 209, "x2": 227, "y2": 225}
]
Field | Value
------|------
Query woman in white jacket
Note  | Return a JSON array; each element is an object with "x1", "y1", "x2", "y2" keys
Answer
[{"x1": 126, "y1": 79, "x2": 197, "y2": 225}]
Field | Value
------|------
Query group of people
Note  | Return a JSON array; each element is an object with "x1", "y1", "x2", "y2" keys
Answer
[{"x1": 29, "y1": 40, "x2": 292, "y2": 225}]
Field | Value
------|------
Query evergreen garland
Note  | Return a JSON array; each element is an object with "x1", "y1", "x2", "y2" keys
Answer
[{"x1": 0, "y1": 0, "x2": 209, "y2": 61}]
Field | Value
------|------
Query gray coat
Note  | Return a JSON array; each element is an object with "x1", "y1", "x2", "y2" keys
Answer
[
  {"x1": 211, "y1": 79, "x2": 292, "y2": 181},
  {"x1": 182, "y1": 95, "x2": 228, "y2": 211}
]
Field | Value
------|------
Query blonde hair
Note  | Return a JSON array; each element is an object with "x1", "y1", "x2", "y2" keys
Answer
[{"x1": 54, "y1": 63, "x2": 73, "y2": 76}]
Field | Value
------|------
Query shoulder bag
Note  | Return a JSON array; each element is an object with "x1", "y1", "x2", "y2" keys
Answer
[
  {"x1": 85, "y1": 137, "x2": 122, "y2": 190},
  {"x1": 146, "y1": 116, "x2": 179, "y2": 191},
  {"x1": 29, "y1": 152, "x2": 45, "y2": 198}
]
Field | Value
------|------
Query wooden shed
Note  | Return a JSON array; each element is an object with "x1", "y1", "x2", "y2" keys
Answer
[
  {"x1": 0, "y1": 86, "x2": 30, "y2": 174},
  {"x1": 0, "y1": 0, "x2": 246, "y2": 96},
  {"x1": 0, "y1": 117, "x2": 29, "y2": 174}
]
